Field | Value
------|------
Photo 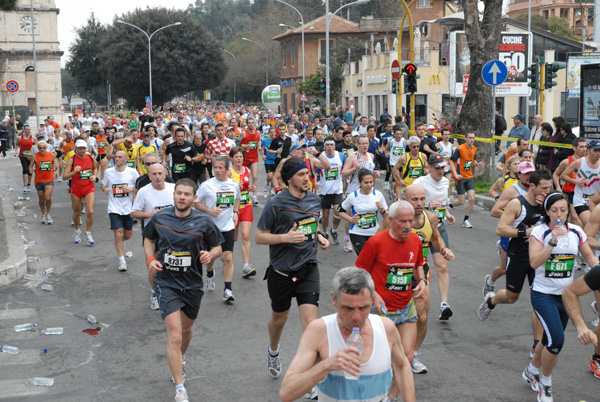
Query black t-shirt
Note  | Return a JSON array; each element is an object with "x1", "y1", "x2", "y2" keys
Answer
[
  {"x1": 269, "y1": 136, "x2": 285, "y2": 158},
  {"x1": 419, "y1": 137, "x2": 436, "y2": 160},
  {"x1": 314, "y1": 140, "x2": 325, "y2": 153},
  {"x1": 139, "y1": 115, "x2": 154, "y2": 128},
  {"x1": 584, "y1": 265, "x2": 600, "y2": 291},
  {"x1": 336, "y1": 142, "x2": 357, "y2": 157},
  {"x1": 166, "y1": 141, "x2": 198, "y2": 173}
]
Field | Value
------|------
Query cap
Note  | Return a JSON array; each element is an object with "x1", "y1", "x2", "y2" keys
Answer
[
  {"x1": 512, "y1": 114, "x2": 523, "y2": 120},
  {"x1": 427, "y1": 124, "x2": 435, "y2": 130},
  {"x1": 589, "y1": 139, "x2": 600, "y2": 150},
  {"x1": 518, "y1": 161, "x2": 535, "y2": 174},
  {"x1": 290, "y1": 142, "x2": 307, "y2": 152},
  {"x1": 142, "y1": 132, "x2": 150, "y2": 137},
  {"x1": 428, "y1": 154, "x2": 448, "y2": 168},
  {"x1": 351, "y1": 131, "x2": 360, "y2": 136},
  {"x1": 509, "y1": 142, "x2": 518, "y2": 153},
  {"x1": 75, "y1": 139, "x2": 87, "y2": 148},
  {"x1": 23, "y1": 122, "x2": 29, "y2": 126},
  {"x1": 37, "y1": 140, "x2": 48, "y2": 148},
  {"x1": 36, "y1": 132, "x2": 45, "y2": 138}
]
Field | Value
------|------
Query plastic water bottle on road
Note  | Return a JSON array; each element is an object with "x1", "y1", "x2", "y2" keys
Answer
[
  {"x1": 26, "y1": 377, "x2": 54, "y2": 386},
  {"x1": 14, "y1": 323, "x2": 36, "y2": 332},
  {"x1": 345, "y1": 327, "x2": 363, "y2": 380},
  {"x1": 43, "y1": 268, "x2": 54, "y2": 274},
  {"x1": 41, "y1": 284, "x2": 53, "y2": 291},
  {"x1": 28, "y1": 257, "x2": 40, "y2": 262},
  {"x1": 22, "y1": 274, "x2": 36, "y2": 280},
  {"x1": 41, "y1": 327, "x2": 64, "y2": 335},
  {"x1": 1, "y1": 345, "x2": 19, "y2": 354},
  {"x1": 87, "y1": 314, "x2": 97, "y2": 324}
]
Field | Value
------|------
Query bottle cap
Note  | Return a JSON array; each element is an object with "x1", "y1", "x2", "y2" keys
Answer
[{"x1": 43, "y1": 349, "x2": 47, "y2": 353}]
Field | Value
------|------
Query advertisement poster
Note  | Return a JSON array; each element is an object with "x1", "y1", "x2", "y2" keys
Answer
[
  {"x1": 580, "y1": 64, "x2": 600, "y2": 139},
  {"x1": 449, "y1": 31, "x2": 532, "y2": 97},
  {"x1": 567, "y1": 54, "x2": 600, "y2": 98},
  {"x1": 262, "y1": 85, "x2": 281, "y2": 110}
]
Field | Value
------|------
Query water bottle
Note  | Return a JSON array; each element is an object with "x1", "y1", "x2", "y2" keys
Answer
[
  {"x1": 0, "y1": 345, "x2": 19, "y2": 354},
  {"x1": 41, "y1": 327, "x2": 64, "y2": 335},
  {"x1": 22, "y1": 274, "x2": 36, "y2": 280},
  {"x1": 125, "y1": 251, "x2": 133, "y2": 258},
  {"x1": 26, "y1": 377, "x2": 54, "y2": 386},
  {"x1": 87, "y1": 314, "x2": 97, "y2": 324},
  {"x1": 28, "y1": 257, "x2": 40, "y2": 262},
  {"x1": 41, "y1": 284, "x2": 53, "y2": 291},
  {"x1": 556, "y1": 220, "x2": 569, "y2": 250},
  {"x1": 24, "y1": 241, "x2": 37, "y2": 250},
  {"x1": 43, "y1": 268, "x2": 54, "y2": 275},
  {"x1": 14, "y1": 323, "x2": 36, "y2": 332},
  {"x1": 33, "y1": 214, "x2": 38, "y2": 219},
  {"x1": 14, "y1": 201, "x2": 23, "y2": 207},
  {"x1": 344, "y1": 327, "x2": 363, "y2": 380},
  {"x1": 18, "y1": 223, "x2": 29, "y2": 230}
]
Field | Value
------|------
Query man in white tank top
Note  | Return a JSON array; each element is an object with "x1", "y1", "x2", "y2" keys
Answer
[{"x1": 280, "y1": 267, "x2": 415, "y2": 402}]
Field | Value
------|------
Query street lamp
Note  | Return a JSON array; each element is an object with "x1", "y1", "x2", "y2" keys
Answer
[
  {"x1": 275, "y1": 0, "x2": 305, "y2": 82},
  {"x1": 222, "y1": 49, "x2": 237, "y2": 105},
  {"x1": 326, "y1": 0, "x2": 370, "y2": 113},
  {"x1": 116, "y1": 20, "x2": 182, "y2": 108},
  {"x1": 242, "y1": 37, "x2": 269, "y2": 87},
  {"x1": 279, "y1": 23, "x2": 295, "y2": 30}
]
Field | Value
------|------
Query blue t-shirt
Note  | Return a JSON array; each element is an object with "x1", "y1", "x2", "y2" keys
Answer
[{"x1": 262, "y1": 137, "x2": 276, "y2": 165}]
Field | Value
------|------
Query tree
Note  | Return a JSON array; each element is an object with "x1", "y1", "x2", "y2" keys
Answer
[
  {"x1": 0, "y1": 0, "x2": 18, "y2": 11},
  {"x1": 455, "y1": 0, "x2": 504, "y2": 181},
  {"x1": 515, "y1": 14, "x2": 548, "y2": 31},
  {"x1": 328, "y1": 37, "x2": 364, "y2": 102},
  {"x1": 547, "y1": 17, "x2": 582, "y2": 41},
  {"x1": 61, "y1": 69, "x2": 77, "y2": 105}
]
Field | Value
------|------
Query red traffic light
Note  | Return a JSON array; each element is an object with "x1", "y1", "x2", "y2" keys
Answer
[{"x1": 404, "y1": 63, "x2": 417, "y2": 75}]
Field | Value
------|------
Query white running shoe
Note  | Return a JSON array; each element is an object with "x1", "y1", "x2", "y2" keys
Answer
[
  {"x1": 174, "y1": 388, "x2": 189, "y2": 402},
  {"x1": 537, "y1": 383, "x2": 552, "y2": 402},
  {"x1": 411, "y1": 354, "x2": 427, "y2": 374},
  {"x1": 22, "y1": 186, "x2": 27, "y2": 193},
  {"x1": 45, "y1": 214, "x2": 53, "y2": 225},
  {"x1": 268, "y1": 348, "x2": 282, "y2": 378},
  {"x1": 478, "y1": 292, "x2": 495, "y2": 321},
  {"x1": 344, "y1": 236, "x2": 353, "y2": 253},
  {"x1": 252, "y1": 195, "x2": 259, "y2": 205},
  {"x1": 41, "y1": 215, "x2": 47, "y2": 224},
  {"x1": 150, "y1": 293, "x2": 159, "y2": 310},
  {"x1": 242, "y1": 264, "x2": 256, "y2": 278},
  {"x1": 592, "y1": 301, "x2": 599, "y2": 327},
  {"x1": 85, "y1": 232, "x2": 94, "y2": 246},
  {"x1": 118, "y1": 261, "x2": 127, "y2": 272},
  {"x1": 522, "y1": 366, "x2": 540, "y2": 392},
  {"x1": 73, "y1": 229, "x2": 81, "y2": 244},
  {"x1": 206, "y1": 276, "x2": 215, "y2": 291},
  {"x1": 483, "y1": 274, "x2": 495, "y2": 297},
  {"x1": 462, "y1": 219, "x2": 473, "y2": 228},
  {"x1": 223, "y1": 289, "x2": 235, "y2": 302},
  {"x1": 304, "y1": 386, "x2": 318, "y2": 400}
]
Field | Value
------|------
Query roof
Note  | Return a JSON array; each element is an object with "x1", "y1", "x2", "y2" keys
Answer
[{"x1": 273, "y1": 13, "x2": 397, "y2": 41}]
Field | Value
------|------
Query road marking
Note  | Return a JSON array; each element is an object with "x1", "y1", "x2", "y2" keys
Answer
[{"x1": 0, "y1": 379, "x2": 50, "y2": 398}]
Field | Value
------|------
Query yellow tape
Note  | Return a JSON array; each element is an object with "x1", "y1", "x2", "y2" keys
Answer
[{"x1": 449, "y1": 134, "x2": 572, "y2": 149}]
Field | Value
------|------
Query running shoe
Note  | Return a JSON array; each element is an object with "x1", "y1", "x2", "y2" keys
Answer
[
  {"x1": 252, "y1": 195, "x2": 259, "y2": 205},
  {"x1": 383, "y1": 181, "x2": 390, "y2": 191},
  {"x1": 223, "y1": 289, "x2": 235, "y2": 302},
  {"x1": 206, "y1": 276, "x2": 215, "y2": 291},
  {"x1": 537, "y1": 383, "x2": 552, "y2": 402},
  {"x1": 73, "y1": 229, "x2": 81, "y2": 244},
  {"x1": 150, "y1": 293, "x2": 159, "y2": 310},
  {"x1": 268, "y1": 349, "x2": 282, "y2": 378},
  {"x1": 57, "y1": 177, "x2": 62, "y2": 182},
  {"x1": 270, "y1": 188, "x2": 276, "y2": 196},
  {"x1": 530, "y1": 345, "x2": 535, "y2": 359},
  {"x1": 304, "y1": 386, "x2": 318, "y2": 400},
  {"x1": 242, "y1": 264, "x2": 256, "y2": 278},
  {"x1": 174, "y1": 388, "x2": 189, "y2": 402},
  {"x1": 592, "y1": 301, "x2": 599, "y2": 327},
  {"x1": 439, "y1": 303, "x2": 453, "y2": 320},
  {"x1": 118, "y1": 261, "x2": 127, "y2": 272},
  {"x1": 483, "y1": 274, "x2": 495, "y2": 297},
  {"x1": 22, "y1": 186, "x2": 27, "y2": 193},
  {"x1": 329, "y1": 228, "x2": 339, "y2": 245},
  {"x1": 522, "y1": 366, "x2": 540, "y2": 392},
  {"x1": 411, "y1": 355, "x2": 427, "y2": 374},
  {"x1": 478, "y1": 292, "x2": 495, "y2": 321},
  {"x1": 589, "y1": 356, "x2": 600, "y2": 378},
  {"x1": 462, "y1": 219, "x2": 473, "y2": 229},
  {"x1": 85, "y1": 232, "x2": 95, "y2": 246},
  {"x1": 344, "y1": 236, "x2": 353, "y2": 253},
  {"x1": 41, "y1": 215, "x2": 47, "y2": 224},
  {"x1": 45, "y1": 214, "x2": 52, "y2": 225}
]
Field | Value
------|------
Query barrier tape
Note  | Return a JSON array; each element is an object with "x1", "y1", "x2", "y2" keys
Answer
[{"x1": 449, "y1": 134, "x2": 572, "y2": 149}]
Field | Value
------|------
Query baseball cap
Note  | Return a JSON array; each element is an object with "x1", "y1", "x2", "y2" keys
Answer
[
  {"x1": 427, "y1": 124, "x2": 435, "y2": 130},
  {"x1": 290, "y1": 142, "x2": 307, "y2": 152},
  {"x1": 512, "y1": 114, "x2": 523, "y2": 120},
  {"x1": 75, "y1": 139, "x2": 87, "y2": 148},
  {"x1": 518, "y1": 161, "x2": 535, "y2": 174},
  {"x1": 351, "y1": 131, "x2": 360, "y2": 136},
  {"x1": 142, "y1": 132, "x2": 150, "y2": 137},
  {"x1": 36, "y1": 132, "x2": 45, "y2": 138},
  {"x1": 428, "y1": 154, "x2": 448, "y2": 169},
  {"x1": 509, "y1": 142, "x2": 518, "y2": 153},
  {"x1": 589, "y1": 139, "x2": 600, "y2": 150}
]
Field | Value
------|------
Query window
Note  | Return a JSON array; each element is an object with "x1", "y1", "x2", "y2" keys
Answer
[
  {"x1": 418, "y1": 0, "x2": 431, "y2": 7},
  {"x1": 291, "y1": 45, "x2": 295, "y2": 67},
  {"x1": 25, "y1": 66, "x2": 35, "y2": 90},
  {"x1": 283, "y1": 48, "x2": 287, "y2": 68},
  {"x1": 320, "y1": 40, "x2": 334, "y2": 64}
]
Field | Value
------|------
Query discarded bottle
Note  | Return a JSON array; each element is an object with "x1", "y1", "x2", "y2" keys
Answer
[
  {"x1": 41, "y1": 327, "x2": 63, "y2": 335},
  {"x1": 15, "y1": 210, "x2": 28, "y2": 217},
  {"x1": 24, "y1": 241, "x2": 37, "y2": 250},
  {"x1": 43, "y1": 268, "x2": 54, "y2": 275},
  {"x1": 28, "y1": 257, "x2": 40, "y2": 262},
  {"x1": 33, "y1": 214, "x2": 38, "y2": 219},
  {"x1": 14, "y1": 201, "x2": 23, "y2": 207},
  {"x1": 18, "y1": 223, "x2": 30, "y2": 230},
  {"x1": 41, "y1": 284, "x2": 53, "y2": 291},
  {"x1": 0, "y1": 345, "x2": 19, "y2": 354},
  {"x1": 14, "y1": 323, "x2": 36, "y2": 332},
  {"x1": 345, "y1": 327, "x2": 363, "y2": 380},
  {"x1": 125, "y1": 251, "x2": 133, "y2": 258},
  {"x1": 26, "y1": 377, "x2": 54, "y2": 386},
  {"x1": 87, "y1": 314, "x2": 97, "y2": 324},
  {"x1": 22, "y1": 274, "x2": 36, "y2": 281},
  {"x1": 17, "y1": 196, "x2": 30, "y2": 201}
]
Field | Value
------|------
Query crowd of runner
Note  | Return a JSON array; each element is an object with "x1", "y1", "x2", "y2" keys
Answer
[{"x1": 8, "y1": 104, "x2": 600, "y2": 402}]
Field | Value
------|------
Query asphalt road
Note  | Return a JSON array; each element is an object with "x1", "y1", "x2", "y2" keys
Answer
[{"x1": 0, "y1": 154, "x2": 598, "y2": 402}]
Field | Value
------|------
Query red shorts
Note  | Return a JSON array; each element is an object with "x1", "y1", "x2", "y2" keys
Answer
[
  {"x1": 236, "y1": 204, "x2": 253, "y2": 225},
  {"x1": 243, "y1": 159, "x2": 258, "y2": 168},
  {"x1": 70, "y1": 182, "x2": 95, "y2": 198}
]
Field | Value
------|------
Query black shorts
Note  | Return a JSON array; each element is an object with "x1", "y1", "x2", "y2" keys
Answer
[
  {"x1": 155, "y1": 284, "x2": 203, "y2": 320},
  {"x1": 109, "y1": 213, "x2": 134, "y2": 231},
  {"x1": 221, "y1": 229, "x2": 235, "y2": 252},
  {"x1": 172, "y1": 172, "x2": 191, "y2": 182},
  {"x1": 265, "y1": 163, "x2": 276, "y2": 173},
  {"x1": 575, "y1": 205, "x2": 590, "y2": 216},
  {"x1": 35, "y1": 181, "x2": 54, "y2": 192},
  {"x1": 55, "y1": 150, "x2": 63, "y2": 159},
  {"x1": 411, "y1": 263, "x2": 430, "y2": 288},
  {"x1": 320, "y1": 193, "x2": 343, "y2": 209},
  {"x1": 349, "y1": 233, "x2": 370, "y2": 255},
  {"x1": 565, "y1": 191, "x2": 574, "y2": 205},
  {"x1": 456, "y1": 178, "x2": 475, "y2": 195},
  {"x1": 505, "y1": 246, "x2": 534, "y2": 293},
  {"x1": 96, "y1": 154, "x2": 107, "y2": 162},
  {"x1": 19, "y1": 156, "x2": 31, "y2": 175},
  {"x1": 430, "y1": 222, "x2": 449, "y2": 253},
  {"x1": 266, "y1": 262, "x2": 320, "y2": 313}
]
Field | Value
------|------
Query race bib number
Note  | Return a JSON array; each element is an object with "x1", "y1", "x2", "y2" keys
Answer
[
  {"x1": 79, "y1": 169, "x2": 92, "y2": 180},
  {"x1": 249, "y1": 141, "x2": 258, "y2": 150},
  {"x1": 583, "y1": 194, "x2": 592, "y2": 206},
  {"x1": 216, "y1": 191, "x2": 235, "y2": 208},
  {"x1": 392, "y1": 146, "x2": 404, "y2": 156},
  {"x1": 409, "y1": 167, "x2": 422, "y2": 179},
  {"x1": 325, "y1": 168, "x2": 339, "y2": 181},
  {"x1": 125, "y1": 160, "x2": 136, "y2": 168},
  {"x1": 357, "y1": 213, "x2": 377, "y2": 229},
  {"x1": 545, "y1": 254, "x2": 574, "y2": 278},
  {"x1": 385, "y1": 266, "x2": 412, "y2": 291},
  {"x1": 98, "y1": 141, "x2": 107, "y2": 149},
  {"x1": 173, "y1": 163, "x2": 186, "y2": 173},
  {"x1": 433, "y1": 207, "x2": 446, "y2": 220},
  {"x1": 240, "y1": 191, "x2": 250, "y2": 206},
  {"x1": 22, "y1": 150, "x2": 32, "y2": 156},
  {"x1": 112, "y1": 183, "x2": 129, "y2": 198},
  {"x1": 164, "y1": 251, "x2": 192, "y2": 273},
  {"x1": 39, "y1": 161, "x2": 51, "y2": 171},
  {"x1": 464, "y1": 160, "x2": 473, "y2": 171},
  {"x1": 296, "y1": 217, "x2": 318, "y2": 242}
]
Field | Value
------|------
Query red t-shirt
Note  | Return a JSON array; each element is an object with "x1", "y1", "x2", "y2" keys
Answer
[
  {"x1": 206, "y1": 138, "x2": 232, "y2": 158},
  {"x1": 355, "y1": 230, "x2": 423, "y2": 311},
  {"x1": 242, "y1": 129, "x2": 260, "y2": 161}
]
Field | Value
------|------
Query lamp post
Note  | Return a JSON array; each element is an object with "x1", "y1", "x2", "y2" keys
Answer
[
  {"x1": 222, "y1": 49, "x2": 237, "y2": 105},
  {"x1": 30, "y1": 0, "x2": 40, "y2": 126},
  {"x1": 326, "y1": 0, "x2": 370, "y2": 113},
  {"x1": 116, "y1": 20, "x2": 182, "y2": 107},
  {"x1": 242, "y1": 37, "x2": 269, "y2": 87},
  {"x1": 275, "y1": 0, "x2": 305, "y2": 82}
]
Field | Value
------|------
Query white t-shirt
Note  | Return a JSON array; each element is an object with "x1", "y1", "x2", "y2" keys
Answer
[
  {"x1": 195, "y1": 177, "x2": 240, "y2": 232},
  {"x1": 319, "y1": 151, "x2": 345, "y2": 195},
  {"x1": 414, "y1": 174, "x2": 450, "y2": 223},
  {"x1": 342, "y1": 189, "x2": 388, "y2": 236},
  {"x1": 530, "y1": 223, "x2": 586, "y2": 295},
  {"x1": 131, "y1": 182, "x2": 175, "y2": 213},
  {"x1": 102, "y1": 167, "x2": 139, "y2": 215},
  {"x1": 388, "y1": 138, "x2": 406, "y2": 167}
]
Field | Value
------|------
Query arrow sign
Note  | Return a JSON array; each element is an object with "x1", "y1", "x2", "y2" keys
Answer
[
  {"x1": 403, "y1": 63, "x2": 417, "y2": 75},
  {"x1": 391, "y1": 60, "x2": 401, "y2": 80},
  {"x1": 481, "y1": 60, "x2": 508, "y2": 87}
]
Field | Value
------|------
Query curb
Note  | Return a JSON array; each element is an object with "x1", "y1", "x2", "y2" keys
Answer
[{"x1": 0, "y1": 192, "x2": 28, "y2": 287}]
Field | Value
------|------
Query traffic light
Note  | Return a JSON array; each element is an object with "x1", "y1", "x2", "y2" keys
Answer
[
  {"x1": 320, "y1": 78, "x2": 326, "y2": 95},
  {"x1": 404, "y1": 63, "x2": 418, "y2": 93},
  {"x1": 527, "y1": 63, "x2": 539, "y2": 90},
  {"x1": 391, "y1": 79, "x2": 397, "y2": 94},
  {"x1": 544, "y1": 62, "x2": 566, "y2": 89}
]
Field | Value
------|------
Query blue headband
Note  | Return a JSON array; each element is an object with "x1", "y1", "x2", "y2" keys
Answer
[{"x1": 284, "y1": 162, "x2": 308, "y2": 183}]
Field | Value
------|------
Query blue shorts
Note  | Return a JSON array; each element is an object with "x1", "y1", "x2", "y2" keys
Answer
[
  {"x1": 372, "y1": 298, "x2": 417, "y2": 324},
  {"x1": 109, "y1": 213, "x2": 133, "y2": 231},
  {"x1": 531, "y1": 289, "x2": 568, "y2": 354},
  {"x1": 500, "y1": 236, "x2": 510, "y2": 252}
]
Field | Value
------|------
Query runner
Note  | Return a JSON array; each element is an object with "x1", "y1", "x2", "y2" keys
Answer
[
  {"x1": 335, "y1": 130, "x2": 357, "y2": 157},
  {"x1": 489, "y1": 156, "x2": 521, "y2": 200},
  {"x1": 524, "y1": 192, "x2": 598, "y2": 401},
  {"x1": 261, "y1": 126, "x2": 277, "y2": 195},
  {"x1": 255, "y1": 157, "x2": 330, "y2": 380},
  {"x1": 239, "y1": 117, "x2": 261, "y2": 204},
  {"x1": 190, "y1": 132, "x2": 208, "y2": 185},
  {"x1": 164, "y1": 128, "x2": 202, "y2": 182},
  {"x1": 228, "y1": 147, "x2": 257, "y2": 279},
  {"x1": 14, "y1": 123, "x2": 35, "y2": 192},
  {"x1": 436, "y1": 128, "x2": 454, "y2": 194},
  {"x1": 279, "y1": 267, "x2": 416, "y2": 402},
  {"x1": 449, "y1": 132, "x2": 485, "y2": 229},
  {"x1": 94, "y1": 127, "x2": 109, "y2": 180},
  {"x1": 393, "y1": 136, "x2": 428, "y2": 198},
  {"x1": 29, "y1": 141, "x2": 56, "y2": 224},
  {"x1": 336, "y1": 168, "x2": 388, "y2": 255},
  {"x1": 60, "y1": 129, "x2": 76, "y2": 181},
  {"x1": 135, "y1": 131, "x2": 159, "y2": 176},
  {"x1": 319, "y1": 136, "x2": 345, "y2": 245},
  {"x1": 384, "y1": 125, "x2": 407, "y2": 200},
  {"x1": 553, "y1": 136, "x2": 586, "y2": 226},
  {"x1": 193, "y1": 156, "x2": 241, "y2": 302},
  {"x1": 63, "y1": 139, "x2": 98, "y2": 245},
  {"x1": 143, "y1": 178, "x2": 223, "y2": 402},
  {"x1": 101, "y1": 150, "x2": 139, "y2": 271}
]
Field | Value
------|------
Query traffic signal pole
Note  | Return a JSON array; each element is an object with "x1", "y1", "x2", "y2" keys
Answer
[
  {"x1": 539, "y1": 63, "x2": 545, "y2": 118},
  {"x1": 396, "y1": 0, "x2": 415, "y2": 115},
  {"x1": 400, "y1": 0, "x2": 415, "y2": 132}
]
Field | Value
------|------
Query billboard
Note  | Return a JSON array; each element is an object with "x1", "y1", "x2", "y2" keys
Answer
[
  {"x1": 567, "y1": 54, "x2": 600, "y2": 98},
  {"x1": 262, "y1": 85, "x2": 281, "y2": 110},
  {"x1": 449, "y1": 31, "x2": 532, "y2": 97},
  {"x1": 580, "y1": 64, "x2": 600, "y2": 139}
]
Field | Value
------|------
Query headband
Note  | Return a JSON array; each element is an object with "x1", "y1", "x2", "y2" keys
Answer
[
  {"x1": 543, "y1": 192, "x2": 567, "y2": 210},
  {"x1": 324, "y1": 140, "x2": 336, "y2": 146},
  {"x1": 284, "y1": 162, "x2": 308, "y2": 183}
]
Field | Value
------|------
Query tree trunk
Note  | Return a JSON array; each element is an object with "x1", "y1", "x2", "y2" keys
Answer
[{"x1": 456, "y1": 0, "x2": 503, "y2": 181}]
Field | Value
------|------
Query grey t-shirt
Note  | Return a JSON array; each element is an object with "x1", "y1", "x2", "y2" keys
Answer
[
  {"x1": 143, "y1": 207, "x2": 224, "y2": 290},
  {"x1": 257, "y1": 190, "x2": 322, "y2": 273}
]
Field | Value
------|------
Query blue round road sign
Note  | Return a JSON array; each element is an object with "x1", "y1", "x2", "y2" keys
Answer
[
  {"x1": 481, "y1": 60, "x2": 508, "y2": 86},
  {"x1": 6, "y1": 80, "x2": 19, "y2": 93}
]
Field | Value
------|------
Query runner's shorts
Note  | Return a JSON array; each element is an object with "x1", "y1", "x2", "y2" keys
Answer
[
  {"x1": 266, "y1": 262, "x2": 320, "y2": 313},
  {"x1": 155, "y1": 284, "x2": 203, "y2": 320}
]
